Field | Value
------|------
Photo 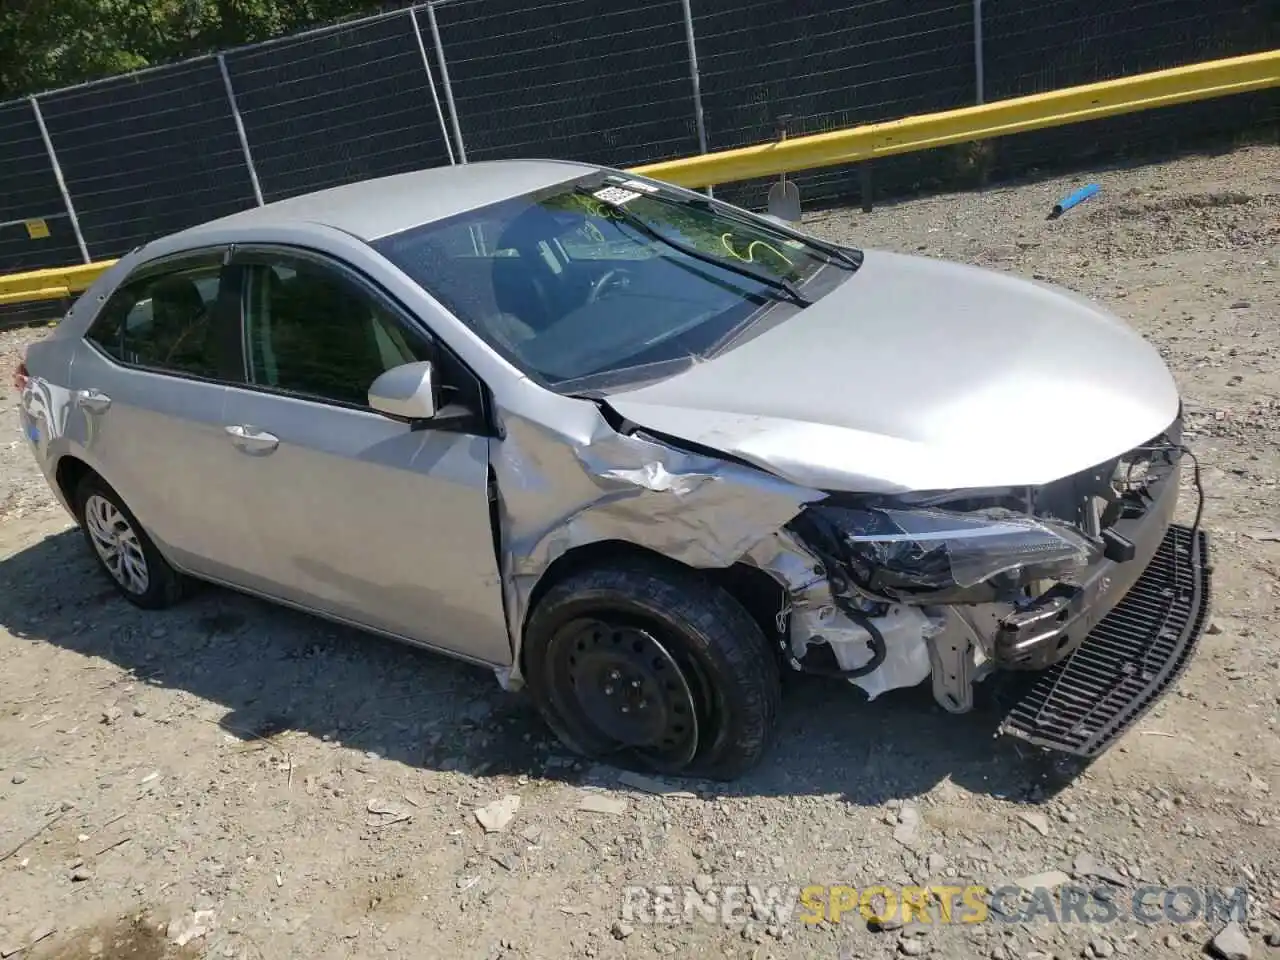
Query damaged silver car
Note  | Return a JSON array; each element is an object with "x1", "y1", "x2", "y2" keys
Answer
[{"x1": 14, "y1": 159, "x2": 1210, "y2": 779}]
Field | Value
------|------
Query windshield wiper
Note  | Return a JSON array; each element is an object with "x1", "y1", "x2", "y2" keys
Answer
[
  {"x1": 663, "y1": 192, "x2": 862, "y2": 271},
  {"x1": 573, "y1": 187, "x2": 812, "y2": 308}
]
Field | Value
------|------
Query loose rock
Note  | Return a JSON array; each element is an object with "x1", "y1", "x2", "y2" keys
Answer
[
  {"x1": 1014, "y1": 870, "x2": 1071, "y2": 892},
  {"x1": 617, "y1": 771, "x2": 697, "y2": 799},
  {"x1": 893, "y1": 805, "x2": 921, "y2": 845},
  {"x1": 474, "y1": 795, "x2": 521, "y2": 833},
  {"x1": 1209, "y1": 921, "x2": 1252, "y2": 960},
  {"x1": 166, "y1": 911, "x2": 215, "y2": 948},
  {"x1": 577, "y1": 793, "x2": 627, "y2": 816},
  {"x1": 869, "y1": 916, "x2": 905, "y2": 933},
  {"x1": 1072, "y1": 853, "x2": 1126, "y2": 886},
  {"x1": 1018, "y1": 812, "x2": 1051, "y2": 836}
]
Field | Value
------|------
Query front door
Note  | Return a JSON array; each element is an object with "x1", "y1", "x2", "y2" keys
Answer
[{"x1": 215, "y1": 248, "x2": 511, "y2": 667}]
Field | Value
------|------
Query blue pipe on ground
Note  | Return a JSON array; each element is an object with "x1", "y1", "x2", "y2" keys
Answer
[{"x1": 1051, "y1": 183, "x2": 1101, "y2": 217}]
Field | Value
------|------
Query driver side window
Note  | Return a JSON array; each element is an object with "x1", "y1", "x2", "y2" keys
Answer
[{"x1": 242, "y1": 256, "x2": 432, "y2": 407}]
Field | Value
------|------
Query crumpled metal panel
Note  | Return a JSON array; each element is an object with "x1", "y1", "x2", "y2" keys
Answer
[{"x1": 490, "y1": 407, "x2": 827, "y2": 687}]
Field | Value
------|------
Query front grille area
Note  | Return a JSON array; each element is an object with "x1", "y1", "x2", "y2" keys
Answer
[{"x1": 998, "y1": 523, "x2": 1209, "y2": 758}]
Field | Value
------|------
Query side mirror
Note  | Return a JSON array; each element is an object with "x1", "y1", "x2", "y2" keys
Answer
[{"x1": 369, "y1": 361, "x2": 437, "y2": 421}]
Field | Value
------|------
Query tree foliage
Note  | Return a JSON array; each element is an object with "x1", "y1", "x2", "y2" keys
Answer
[{"x1": 0, "y1": 0, "x2": 389, "y2": 100}]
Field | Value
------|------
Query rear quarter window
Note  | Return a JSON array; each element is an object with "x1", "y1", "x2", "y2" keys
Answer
[{"x1": 85, "y1": 258, "x2": 228, "y2": 379}]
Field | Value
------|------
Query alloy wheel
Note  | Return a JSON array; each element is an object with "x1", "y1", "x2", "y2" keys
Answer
[{"x1": 83, "y1": 494, "x2": 150, "y2": 595}]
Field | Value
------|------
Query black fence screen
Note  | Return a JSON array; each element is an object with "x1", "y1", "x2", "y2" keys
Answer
[
  {"x1": 0, "y1": 0, "x2": 1275, "y2": 279},
  {"x1": 694, "y1": 0, "x2": 979, "y2": 208},
  {"x1": 982, "y1": 0, "x2": 1280, "y2": 178},
  {"x1": 38, "y1": 59, "x2": 259, "y2": 261},
  {"x1": 0, "y1": 101, "x2": 84, "y2": 273},
  {"x1": 226, "y1": 10, "x2": 454, "y2": 203},
  {"x1": 434, "y1": 0, "x2": 702, "y2": 167}
]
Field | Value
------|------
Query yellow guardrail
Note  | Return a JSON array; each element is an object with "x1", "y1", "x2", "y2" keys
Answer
[
  {"x1": 0, "y1": 260, "x2": 117, "y2": 306},
  {"x1": 633, "y1": 48, "x2": 1280, "y2": 186},
  {"x1": 1, "y1": 48, "x2": 1277, "y2": 309}
]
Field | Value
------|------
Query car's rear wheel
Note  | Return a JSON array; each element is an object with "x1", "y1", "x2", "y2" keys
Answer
[
  {"x1": 74, "y1": 473, "x2": 185, "y2": 609},
  {"x1": 523, "y1": 557, "x2": 780, "y2": 780}
]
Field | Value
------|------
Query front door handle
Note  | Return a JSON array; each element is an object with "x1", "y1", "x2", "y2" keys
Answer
[
  {"x1": 225, "y1": 424, "x2": 279, "y2": 456},
  {"x1": 74, "y1": 389, "x2": 112, "y2": 413}
]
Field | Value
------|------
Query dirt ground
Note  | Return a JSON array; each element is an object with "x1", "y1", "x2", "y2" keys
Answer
[{"x1": 1, "y1": 144, "x2": 1278, "y2": 960}]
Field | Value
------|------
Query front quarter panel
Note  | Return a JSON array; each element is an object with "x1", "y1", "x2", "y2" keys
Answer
[{"x1": 486, "y1": 380, "x2": 830, "y2": 686}]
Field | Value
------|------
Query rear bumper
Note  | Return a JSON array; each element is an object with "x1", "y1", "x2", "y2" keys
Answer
[{"x1": 997, "y1": 522, "x2": 1210, "y2": 758}]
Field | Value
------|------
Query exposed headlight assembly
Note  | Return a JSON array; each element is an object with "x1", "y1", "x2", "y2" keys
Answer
[{"x1": 790, "y1": 504, "x2": 1101, "y2": 604}]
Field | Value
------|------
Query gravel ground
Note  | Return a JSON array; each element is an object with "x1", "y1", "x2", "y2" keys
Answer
[{"x1": 1, "y1": 144, "x2": 1278, "y2": 960}]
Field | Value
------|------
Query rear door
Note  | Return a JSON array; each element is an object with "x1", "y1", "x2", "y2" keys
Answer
[
  {"x1": 215, "y1": 246, "x2": 511, "y2": 667},
  {"x1": 71, "y1": 249, "x2": 252, "y2": 577}
]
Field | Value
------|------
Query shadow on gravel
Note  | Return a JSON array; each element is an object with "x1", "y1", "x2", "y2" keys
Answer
[{"x1": 0, "y1": 528, "x2": 1083, "y2": 806}]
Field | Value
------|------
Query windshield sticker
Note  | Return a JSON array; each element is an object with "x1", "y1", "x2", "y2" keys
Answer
[
  {"x1": 619, "y1": 179, "x2": 660, "y2": 194},
  {"x1": 592, "y1": 186, "x2": 643, "y2": 206}
]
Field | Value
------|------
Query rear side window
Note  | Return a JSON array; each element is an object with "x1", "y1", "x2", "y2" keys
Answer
[{"x1": 87, "y1": 259, "x2": 227, "y2": 378}]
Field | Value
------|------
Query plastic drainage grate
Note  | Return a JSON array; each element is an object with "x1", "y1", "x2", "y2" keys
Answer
[{"x1": 998, "y1": 524, "x2": 1210, "y2": 758}]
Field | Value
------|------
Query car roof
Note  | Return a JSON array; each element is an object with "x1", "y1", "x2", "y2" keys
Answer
[{"x1": 178, "y1": 158, "x2": 600, "y2": 244}]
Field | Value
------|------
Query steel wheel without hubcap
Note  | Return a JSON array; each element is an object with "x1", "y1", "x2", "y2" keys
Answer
[
  {"x1": 83, "y1": 493, "x2": 150, "y2": 595},
  {"x1": 546, "y1": 617, "x2": 701, "y2": 770}
]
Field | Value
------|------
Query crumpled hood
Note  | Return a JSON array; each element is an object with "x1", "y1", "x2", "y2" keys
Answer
[{"x1": 606, "y1": 249, "x2": 1180, "y2": 494}]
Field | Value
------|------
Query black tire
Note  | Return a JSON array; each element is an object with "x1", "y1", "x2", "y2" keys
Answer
[
  {"x1": 74, "y1": 473, "x2": 186, "y2": 610},
  {"x1": 523, "y1": 556, "x2": 781, "y2": 781}
]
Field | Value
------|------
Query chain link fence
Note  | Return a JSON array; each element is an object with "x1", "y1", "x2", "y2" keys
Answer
[{"x1": 0, "y1": 0, "x2": 1276, "y2": 279}]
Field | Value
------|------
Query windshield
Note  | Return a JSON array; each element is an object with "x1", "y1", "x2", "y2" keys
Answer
[{"x1": 372, "y1": 175, "x2": 847, "y2": 391}]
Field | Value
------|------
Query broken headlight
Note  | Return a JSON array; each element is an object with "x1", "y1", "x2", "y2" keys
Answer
[{"x1": 790, "y1": 504, "x2": 1101, "y2": 604}]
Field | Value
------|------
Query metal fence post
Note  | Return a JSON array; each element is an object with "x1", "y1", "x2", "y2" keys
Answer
[
  {"x1": 218, "y1": 54, "x2": 265, "y2": 206},
  {"x1": 30, "y1": 95, "x2": 90, "y2": 264},
  {"x1": 409, "y1": 6, "x2": 456, "y2": 164},
  {"x1": 679, "y1": 0, "x2": 713, "y2": 197},
  {"x1": 424, "y1": 1, "x2": 468, "y2": 163},
  {"x1": 973, "y1": 0, "x2": 985, "y2": 104}
]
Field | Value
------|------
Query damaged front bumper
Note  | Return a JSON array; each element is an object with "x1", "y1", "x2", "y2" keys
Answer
[
  {"x1": 780, "y1": 428, "x2": 1212, "y2": 758},
  {"x1": 990, "y1": 430, "x2": 1185, "y2": 672},
  {"x1": 997, "y1": 521, "x2": 1210, "y2": 757}
]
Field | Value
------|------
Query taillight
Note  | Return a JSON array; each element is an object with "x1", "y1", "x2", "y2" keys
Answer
[{"x1": 12, "y1": 353, "x2": 29, "y2": 393}]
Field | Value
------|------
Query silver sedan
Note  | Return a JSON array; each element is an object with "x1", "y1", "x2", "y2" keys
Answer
[{"x1": 14, "y1": 159, "x2": 1210, "y2": 778}]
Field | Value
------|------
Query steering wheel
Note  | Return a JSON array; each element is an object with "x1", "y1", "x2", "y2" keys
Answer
[{"x1": 587, "y1": 267, "x2": 632, "y2": 304}]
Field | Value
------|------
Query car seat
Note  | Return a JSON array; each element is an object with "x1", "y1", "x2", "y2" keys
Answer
[{"x1": 149, "y1": 275, "x2": 211, "y2": 370}]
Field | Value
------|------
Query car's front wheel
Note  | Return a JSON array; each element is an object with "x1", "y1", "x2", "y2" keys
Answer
[
  {"x1": 523, "y1": 556, "x2": 781, "y2": 780},
  {"x1": 74, "y1": 473, "x2": 186, "y2": 609}
]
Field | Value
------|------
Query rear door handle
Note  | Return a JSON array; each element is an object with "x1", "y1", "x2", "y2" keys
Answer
[
  {"x1": 225, "y1": 424, "x2": 279, "y2": 456},
  {"x1": 74, "y1": 389, "x2": 112, "y2": 413}
]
